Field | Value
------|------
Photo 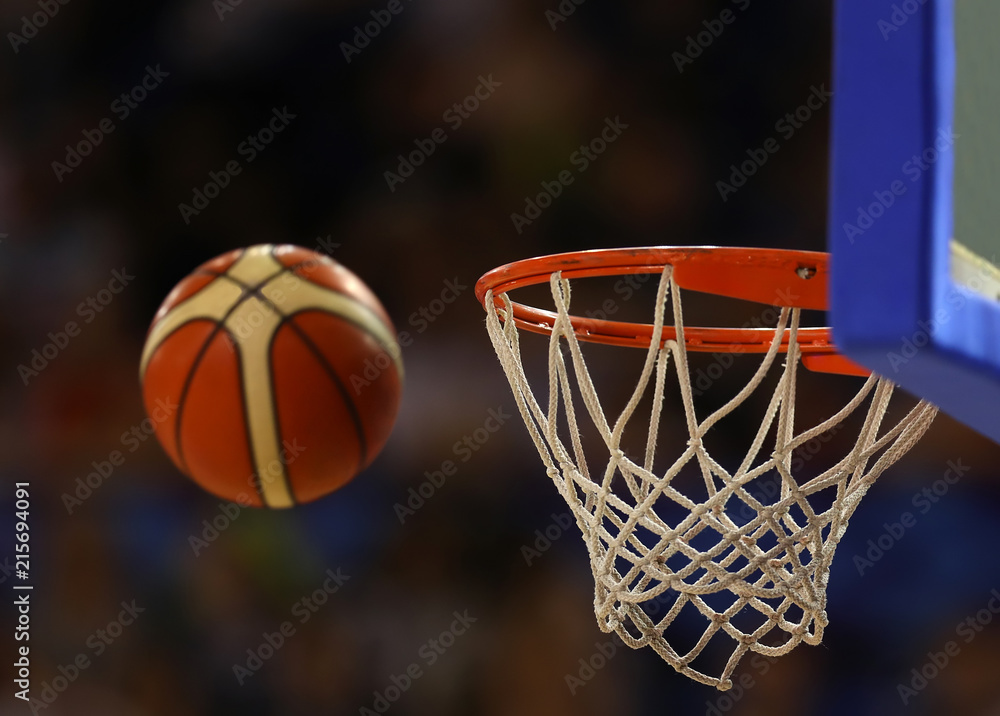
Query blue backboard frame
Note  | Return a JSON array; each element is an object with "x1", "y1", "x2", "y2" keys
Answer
[{"x1": 830, "y1": 0, "x2": 1000, "y2": 443}]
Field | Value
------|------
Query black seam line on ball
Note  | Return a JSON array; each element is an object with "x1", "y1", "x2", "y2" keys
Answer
[
  {"x1": 173, "y1": 288, "x2": 255, "y2": 477},
  {"x1": 277, "y1": 312, "x2": 369, "y2": 468}
]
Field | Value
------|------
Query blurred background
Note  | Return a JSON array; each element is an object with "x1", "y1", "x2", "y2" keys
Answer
[{"x1": 2, "y1": 0, "x2": 1000, "y2": 714}]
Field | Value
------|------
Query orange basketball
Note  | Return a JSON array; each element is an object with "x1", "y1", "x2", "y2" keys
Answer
[{"x1": 139, "y1": 244, "x2": 403, "y2": 508}]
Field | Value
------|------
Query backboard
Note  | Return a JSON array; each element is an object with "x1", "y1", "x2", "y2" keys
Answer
[{"x1": 830, "y1": 0, "x2": 1000, "y2": 443}]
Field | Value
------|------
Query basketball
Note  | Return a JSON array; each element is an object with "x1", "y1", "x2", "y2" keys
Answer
[{"x1": 139, "y1": 244, "x2": 403, "y2": 508}]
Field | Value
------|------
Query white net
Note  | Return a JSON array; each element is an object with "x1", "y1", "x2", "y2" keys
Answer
[{"x1": 484, "y1": 265, "x2": 937, "y2": 690}]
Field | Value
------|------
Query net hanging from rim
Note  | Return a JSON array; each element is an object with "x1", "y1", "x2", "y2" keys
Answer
[{"x1": 479, "y1": 249, "x2": 937, "y2": 690}]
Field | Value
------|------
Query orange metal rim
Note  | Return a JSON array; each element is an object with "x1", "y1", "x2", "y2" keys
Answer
[{"x1": 475, "y1": 246, "x2": 870, "y2": 377}]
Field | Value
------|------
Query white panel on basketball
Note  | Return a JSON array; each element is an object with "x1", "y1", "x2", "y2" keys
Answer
[
  {"x1": 259, "y1": 276, "x2": 404, "y2": 378},
  {"x1": 226, "y1": 245, "x2": 286, "y2": 286},
  {"x1": 223, "y1": 296, "x2": 294, "y2": 508},
  {"x1": 139, "y1": 278, "x2": 244, "y2": 377}
]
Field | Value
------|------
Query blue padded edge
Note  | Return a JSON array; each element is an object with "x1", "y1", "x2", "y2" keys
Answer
[{"x1": 830, "y1": 0, "x2": 1000, "y2": 442}]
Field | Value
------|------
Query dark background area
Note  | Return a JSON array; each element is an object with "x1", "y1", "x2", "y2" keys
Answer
[{"x1": 2, "y1": 0, "x2": 1000, "y2": 714}]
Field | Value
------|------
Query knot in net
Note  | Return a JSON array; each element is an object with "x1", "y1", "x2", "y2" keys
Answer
[{"x1": 484, "y1": 266, "x2": 936, "y2": 690}]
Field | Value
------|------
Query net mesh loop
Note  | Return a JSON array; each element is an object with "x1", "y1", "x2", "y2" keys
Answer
[{"x1": 484, "y1": 266, "x2": 937, "y2": 690}]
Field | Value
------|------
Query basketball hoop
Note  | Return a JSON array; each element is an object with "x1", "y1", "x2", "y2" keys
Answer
[{"x1": 476, "y1": 246, "x2": 937, "y2": 690}]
